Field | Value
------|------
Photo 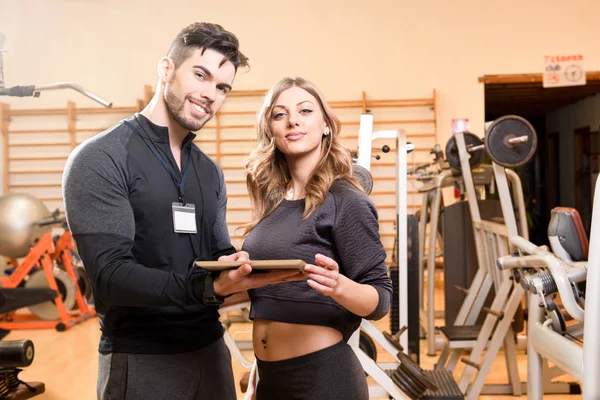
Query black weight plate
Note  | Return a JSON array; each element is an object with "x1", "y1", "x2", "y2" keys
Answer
[
  {"x1": 485, "y1": 115, "x2": 537, "y2": 168},
  {"x1": 352, "y1": 164, "x2": 374, "y2": 195},
  {"x1": 397, "y1": 351, "x2": 440, "y2": 392},
  {"x1": 391, "y1": 369, "x2": 423, "y2": 399},
  {"x1": 445, "y1": 132, "x2": 484, "y2": 170},
  {"x1": 77, "y1": 266, "x2": 93, "y2": 302},
  {"x1": 546, "y1": 297, "x2": 566, "y2": 335},
  {"x1": 397, "y1": 365, "x2": 427, "y2": 393},
  {"x1": 359, "y1": 331, "x2": 378, "y2": 361}
]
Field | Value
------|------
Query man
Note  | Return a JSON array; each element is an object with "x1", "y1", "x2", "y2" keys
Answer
[{"x1": 63, "y1": 22, "x2": 300, "y2": 400}]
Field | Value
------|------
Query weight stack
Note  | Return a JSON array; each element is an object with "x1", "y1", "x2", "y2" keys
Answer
[
  {"x1": 390, "y1": 266, "x2": 400, "y2": 335},
  {"x1": 389, "y1": 215, "x2": 420, "y2": 362}
]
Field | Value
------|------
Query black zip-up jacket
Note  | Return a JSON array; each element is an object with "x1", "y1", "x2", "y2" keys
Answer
[{"x1": 63, "y1": 114, "x2": 236, "y2": 354}]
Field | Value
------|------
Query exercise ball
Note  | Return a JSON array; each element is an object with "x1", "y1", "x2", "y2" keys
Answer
[{"x1": 0, "y1": 193, "x2": 51, "y2": 258}]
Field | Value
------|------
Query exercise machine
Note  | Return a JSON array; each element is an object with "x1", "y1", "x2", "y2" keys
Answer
[{"x1": 498, "y1": 202, "x2": 596, "y2": 398}]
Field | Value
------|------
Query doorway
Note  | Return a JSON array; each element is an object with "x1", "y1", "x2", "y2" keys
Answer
[{"x1": 482, "y1": 72, "x2": 600, "y2": 245}]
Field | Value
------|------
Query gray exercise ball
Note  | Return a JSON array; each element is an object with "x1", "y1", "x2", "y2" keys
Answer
[{"x1": 0, "y1": 193, "x2": 51, "y2": 259}]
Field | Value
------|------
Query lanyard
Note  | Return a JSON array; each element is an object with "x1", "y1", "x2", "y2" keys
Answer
[{"x1": 123, "y1": 118, "x2": 192, "y2": 204}]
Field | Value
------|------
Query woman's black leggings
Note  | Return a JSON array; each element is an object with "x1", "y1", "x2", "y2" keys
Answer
[{"x1": 256, "y1": 341, "x2": 368, "y2": 400}]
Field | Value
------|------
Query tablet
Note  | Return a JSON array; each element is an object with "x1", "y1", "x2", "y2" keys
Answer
[{"x1": 195, "y1": 259, "x2": 306, "y2": 272}]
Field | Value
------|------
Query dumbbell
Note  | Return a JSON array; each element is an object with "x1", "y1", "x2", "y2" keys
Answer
[{"x1": 445, "y1": 115, "x2": 537, "y2": 170}]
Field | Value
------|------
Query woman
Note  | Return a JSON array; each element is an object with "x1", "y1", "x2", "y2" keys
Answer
[{"x1": 242, "y1": 76, "x2": 392, "y2": 399}]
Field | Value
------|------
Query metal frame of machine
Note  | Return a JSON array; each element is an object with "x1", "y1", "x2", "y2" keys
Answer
[{"x1": 497, "y1": 176, "x2": 600, "y2": 399}]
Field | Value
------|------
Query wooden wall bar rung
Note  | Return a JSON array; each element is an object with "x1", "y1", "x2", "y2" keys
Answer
[
  {"x1": 218, "y1": 110, "x2": 256, "y2": 116},
  {"x1": 8, "y1": 109, "x2": 68, "y2": 117},
  {"x1": 328, "y1": 99, "x2": 433, "y2": 108},
  {"x1": 378, "y1": 176, "x2": 418, "y2": 181},
  {"x1": 211, "y1": 152, "x2": 251, "y2": 157},
  {"x1": 215, "y1": 124, "x2": 255, "y2": 129},
  {"x1": 377, "y1": 162, "x2": 419, "y2": 167},
  {"x1": 77, "y1": 107, "x2": 136, "y2": 115},
  {"x1": 8, "y1": 129, "x2": 68, "y2": 134},
  {"x1": 373, "y1": 190, "x2": 418, "y2": 195},
  {"x1": 8, "y1": 156, "x2": 67, "y2": 161},
  {"x1": 11, "y1": 183, "x2": 61, "y2": 188},
  {"x1": 9, "y1": 142, "x2": 70, "y2": 147},
  {"x1": 367, "y1": 99, "x2": 433, "y2": 106},
  {"x1": 77, "y1": 128, "x2": 110, "y2": 133},
  {"x1": 228, "y1": 220, "x2": 249, "y2": 225},
  {"x1": 218, "y1": 138, "x2": 258, "y2": 143},
  {"x1": 227, "y1": 90, "x2": 267, "y2": 97},
  {"x1": 9, "y1": 106, "x2": 136, "y2": 117},
  {"x1": 11, "y1": 170, "x2": 65, "y2": 174},
  {"x1": 377, "y1": 205, "x2": 401, "y2": 210},
  {"x1": 341, "y1": 119, "x2": 436, "y2": 126}
]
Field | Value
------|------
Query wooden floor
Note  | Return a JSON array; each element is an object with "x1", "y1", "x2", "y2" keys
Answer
[{"x1": 3, "y1": 271, "x2": 582, "y2": 399}]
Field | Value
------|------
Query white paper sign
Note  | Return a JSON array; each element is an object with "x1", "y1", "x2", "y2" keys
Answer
[{"x1": 543, "y1": 54, "x2": 586, "y2": 88}]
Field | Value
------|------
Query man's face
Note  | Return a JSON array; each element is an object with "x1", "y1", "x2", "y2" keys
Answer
[{"x1": 164, "y1": 48, "x2": 236, "y2": 132}]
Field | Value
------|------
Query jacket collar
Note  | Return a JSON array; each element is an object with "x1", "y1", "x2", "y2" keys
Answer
[{"x1": 131, "y1": 113, "x2": 197, "y2": 146}]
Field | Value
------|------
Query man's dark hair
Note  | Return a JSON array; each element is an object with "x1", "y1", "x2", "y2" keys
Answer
[{"x1": 167, "y1": 22, "x2": 249, "y2": 71}]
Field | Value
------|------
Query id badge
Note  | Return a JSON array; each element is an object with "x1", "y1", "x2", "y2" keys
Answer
[{"x1": 172, "y1": 202, "x2": 197, "y2": 233}]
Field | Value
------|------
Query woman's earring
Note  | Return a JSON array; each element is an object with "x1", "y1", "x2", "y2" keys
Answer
[{"x1": 324, "y1": 126, "x2": 330, "y2": 136}]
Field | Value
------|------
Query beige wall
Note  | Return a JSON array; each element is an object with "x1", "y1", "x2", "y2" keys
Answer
[{"x1": 2, "y1": 0, "x2": 599, "y2": 126}]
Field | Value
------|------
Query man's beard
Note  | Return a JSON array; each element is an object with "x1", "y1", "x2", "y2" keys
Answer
[{"x1": 164, "y1": 88, "x2": 213, "y2": 132}]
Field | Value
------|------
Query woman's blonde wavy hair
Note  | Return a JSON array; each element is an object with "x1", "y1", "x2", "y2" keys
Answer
[{"x1": 242, "y1": 76, "x2": 361, "y2": 236}]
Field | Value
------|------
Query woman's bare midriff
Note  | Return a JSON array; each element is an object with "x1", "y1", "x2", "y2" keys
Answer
[{"x1": 253, "y1": 319, "x2": 343, "y2": 361}]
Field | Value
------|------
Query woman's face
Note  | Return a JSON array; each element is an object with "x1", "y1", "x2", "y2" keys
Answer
[{"x1": 270, "y1": 86, "x2": 328, "y2": 160}]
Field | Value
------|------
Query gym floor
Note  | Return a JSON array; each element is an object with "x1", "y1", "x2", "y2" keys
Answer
[{"x1": 3, "y1": 270, "x2": 581, "y2": 400}]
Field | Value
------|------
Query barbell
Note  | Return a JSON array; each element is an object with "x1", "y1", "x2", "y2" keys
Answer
[{"x1": 445, "y1": 115, "x2": 537, "y2": 170}]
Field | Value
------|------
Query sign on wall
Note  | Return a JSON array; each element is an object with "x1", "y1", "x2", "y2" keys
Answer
[{"x1": 543, "y1": 54, "x2": 586, "y2": 88}]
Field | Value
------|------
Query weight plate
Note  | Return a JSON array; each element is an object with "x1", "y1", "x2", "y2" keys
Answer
[
  {"x1": 391, "y1": 368, "x2": 423, "y2": 399},
  {"x1": 359, "y1": 331, "x2": 378, "y2": 361},
  {"x1": 76, "y1": 265, "x2": 93, "y2": 304},
  {"x1": 397, "y1": 365, "x2": 427, "y2": 394},
  {"x1": 397, "y1": 351, "x2": 439, "y2": 392},
  {"x1": 445, "y1": 132, "x2": 484, "y2": 170},
  {"x1": 485, "y1": 115, "x2": 537, "y2": 168},
  {"x1": 26, "y1": 268, "x2": 76, "y2": 320},
  {"x1": 546, "y1": 297, "x2": 566, "y2": 335},
  {"x1": 352, "y1": 164, "x2": 374, "y2": 195}
]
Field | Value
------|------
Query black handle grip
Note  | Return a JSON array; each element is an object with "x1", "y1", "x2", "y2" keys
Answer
[{"x1": 0, "y1": 85, "x2": 37, "y2": 97}]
